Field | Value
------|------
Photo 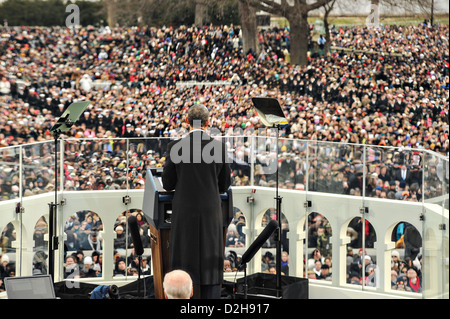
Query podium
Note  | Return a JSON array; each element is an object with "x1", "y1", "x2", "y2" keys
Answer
[{"x1": 142, "y1": 168, "x2": 233, "y2": 299}]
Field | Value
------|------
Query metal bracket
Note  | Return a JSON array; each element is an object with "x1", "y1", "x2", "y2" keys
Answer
[
  {"x1": 360, "y1": 207, "x2": 369, "y2": 215},
  {"x1": 439, "y1": 224, "x2": 447, "y2": 231},
  {"x1": 122, "y1": 195, "x2": 131, "y2": 205},
  {"x1": 304, "y1": 201, "x2": 312, "y2": 208},
  {"x1": 15, "y1": 203, "x2": 24, "y2": 214},
  {"x1": 52, "y1": 236, "x2": 59, "y2": 250}
]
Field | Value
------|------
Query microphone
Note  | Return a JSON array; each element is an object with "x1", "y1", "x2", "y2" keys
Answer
[
  {"x1": 128, "y1": 215, "x2": 144, "y2": 256},
  {"x1": 238, "y1": 219, "x2": 278, "y2": 270}
]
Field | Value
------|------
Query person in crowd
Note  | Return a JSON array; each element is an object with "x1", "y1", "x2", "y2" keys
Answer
[
  {"x1": 64, "y1": 255, "x2": 80, "y2": 279},
  {"x1": 81, "y1": 256, "x2": 97, "y2": 278},
  {"x1": 406, "y1": 267, "x2": 422, "y2": 293},
  {"x1": 317, "y1": 264, "x2": 332, "y2": 280},
  {"x1": 114, "y1": 257, "x2": 127, "y2": 276}
]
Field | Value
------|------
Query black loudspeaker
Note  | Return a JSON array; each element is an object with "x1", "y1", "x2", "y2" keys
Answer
[{"x1": 234, "y1": 273, "x2": 308, "y2": 299}]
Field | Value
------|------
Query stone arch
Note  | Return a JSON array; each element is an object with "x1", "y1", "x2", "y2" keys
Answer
[
  {"x1": 294, "y1": 213, "x2": 308, "y2": 278},
  {"x1": 381, "y1": 220, "x2": 421, "y2": 292},
  {"x1": 224, "y1": 206, "x2": 246, "y2": 272},
  {"x1": 345, "y1": 216, "x2": 378, "y2": 249},
  {"x1": 0, "y1": 221, "x2": 21, "y2": 277},
  {"x1": 344, "y1": 216, "x2": 378, "y2": 286},
  {"x1": 32, "y1": 215, "x2": 49, "y2": 275},
  {"x1": 63, "y1": 210, "x2": 103, "y2": 278},
  {"x1": 387, "y1": 222, "x2": 422, "y2": 263},
  {"x1": 113, "y1": 208, "x2": 151, "y2": 251},
  {"x1": 112, "y1": 208, "x2": 151, "y2": 278},
  {"x1": 253, "y1": 207, "x2": 290, "y2": 275},
  {"x1": 305, "y1": 212, "x2": 333, "y2": 280}
]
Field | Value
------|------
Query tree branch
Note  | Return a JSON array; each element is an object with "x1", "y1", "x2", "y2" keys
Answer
[
  {"x1": 245, "y1": 0, "x2": 332, "y2": 15},
  {"x1": 245, "y1": 0, "x2": 283, "y2": 16},
  {"x1": 307, "y1": 0, "x2": 333, "y2": 12}
]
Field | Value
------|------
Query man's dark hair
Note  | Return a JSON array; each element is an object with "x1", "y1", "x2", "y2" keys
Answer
[{"x1": 188, "y1": 104, "x2": 209, "y2": 128}]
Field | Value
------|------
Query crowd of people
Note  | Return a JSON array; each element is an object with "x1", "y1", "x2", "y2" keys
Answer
[
  {"x1": 0, "y1": 21, "x2": 448, "y2": 204},
  {"x1": 0, "y1": 20, "x2": 447, "y2": 294}
]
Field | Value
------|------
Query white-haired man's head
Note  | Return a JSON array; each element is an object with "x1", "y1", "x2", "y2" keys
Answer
[{"x1": 163, "y1": 269, "x2": 193, "y2": 299}]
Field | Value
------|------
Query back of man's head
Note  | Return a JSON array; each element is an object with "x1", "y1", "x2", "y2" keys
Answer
[
  {"x1": 163, "y1": 269, "x2": 193, "y2": 299},
  {"x1": 188, "y1": 104, "x2": 209, "y2": 128}
]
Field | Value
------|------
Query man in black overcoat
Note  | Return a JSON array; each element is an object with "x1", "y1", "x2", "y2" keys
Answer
[{"x1": 162, "y1": 104, "x2": 231, "y2": 299}]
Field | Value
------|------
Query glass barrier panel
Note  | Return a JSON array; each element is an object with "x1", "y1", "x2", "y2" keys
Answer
[
  {"x1": 344, "y1": 216, "x2": 378, "y2": 287},
  {"x1": 306, "y1": 212, "x2": 333, "y2": 281},
  {"x1": 20, "y1": 143, "x2": 50, "y2": 277},
  {"x1": 442, "y1": 157, "x2": 449, "y2": 299},
  {"x1": 363, "y1": 145, "x2": 424, "y2": 202},
  {"x1": 422, "y1": 151, "x2": 449, "y2": 298},
  {"x1": 254, "y1": 208, "x2": 289, "y2": 277},
  {"x1": 316, "y1": 141, "x2": 349, "y2": 195},
  {"x1": 388, "y1": 221, "x2": 423, "y2": 293},
  {"x1": 224, "y1": 207, "x2": 247, "y2": 273},
  {"x1": 307, "y1": 141, "x2": 365, "y2": 196},
  {"x1": 63, "y1": 138, "x2": 147, "y2": 192},
  {"x1": 1, "y1": 145, "x2": 22, "y2": 201},
  {"x1": 112, "y1": 208, "x2": 152, "y2": 278},
  {"x1": 423, "y1": 151, "x2": 448, "y2": 205},
  {"x1": 221, "y1": 134, "x2": 252, "y2": 187},
  {"x1": 21, "y1": 141, "x2": 56, "y2": 197},
  {"x1": 277, "y1": 138, "x2": 303, "y2": 190},
  {"x1": 251, "y1": 134, "x2": 280, "y2": 190}
]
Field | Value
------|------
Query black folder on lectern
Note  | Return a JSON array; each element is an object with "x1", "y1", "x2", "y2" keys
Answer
[{"x1": 141, "y1": 168, "x2": 233, "y2": 230}]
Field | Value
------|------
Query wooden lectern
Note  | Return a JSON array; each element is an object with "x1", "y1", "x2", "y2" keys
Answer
[
  {"x1": 148, "y1": 223, "x2": 171, "y2": 299},
  {"x1": 142, "y1": 168, "x2": 233, "y2": 299}
]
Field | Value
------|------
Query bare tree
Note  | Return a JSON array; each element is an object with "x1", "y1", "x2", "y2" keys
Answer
[
  {"x1": 103, "y1": 0, "x2": 151, "y2": 27},
  {"x1": 195, "y1": 0, "x2": 209, "y2": 26},
  {"x1": 322, "y1": 0, "x2": 336, "y2": 53},
  {"x1": 104, "y1": 0, "x2": 117, "y2": 27},
  {"x1": 246, "y1": 0, "x2": 333, "y2": 65},
  {"x1": 380, "y1": 0, "x2": 436, "y2": 22},
  {"x1": 239, "y1": 0, "x2": 259, "y2": 55}
]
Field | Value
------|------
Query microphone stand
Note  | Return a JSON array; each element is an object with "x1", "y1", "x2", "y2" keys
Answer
[
  {"x1": 48, "y1": 132, "x2": 60, "y2": 280},
  {"x1": 244, "y1": 265, "x2": 248, "y2": 299},
  {"x1": 234, "y1": 263, "x2": 248, "y2": 299},
  {"x1": 250, "y1": 97, "x2": 286, "y2": 299},
  {"x1": 47, "y1": 101, "x2": 89, "y2": 280},
  {"x1": 48, "y1": 118, "x2": 74, "y2": 280},
  {"x1": 137, "y1": 255, "x2": 142, "y2": 297},
  {"x1": 273, "y1": 124, "x2": 282, "y2": 298}
]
